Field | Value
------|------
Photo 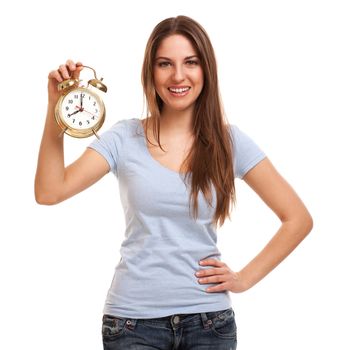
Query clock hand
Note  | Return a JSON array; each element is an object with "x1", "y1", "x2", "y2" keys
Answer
[
  {"x1": 68, "y1": 109, "x2": 80, "y2": 117},
  {"x1": 83, "y1": 109, "x2": 98, "y2": 118},
  {"x1": 80, "y1": 93, "x2": 83, "y2": 108}
]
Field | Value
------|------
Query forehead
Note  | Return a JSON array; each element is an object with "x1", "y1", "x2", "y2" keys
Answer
[{"x1": 156, "y1": 34, "x2": 197, "y2": 57}]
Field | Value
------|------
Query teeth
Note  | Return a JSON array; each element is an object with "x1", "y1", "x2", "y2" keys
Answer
[{"x1": 169, "y1": 87, "x2": 190, "y2": 93}]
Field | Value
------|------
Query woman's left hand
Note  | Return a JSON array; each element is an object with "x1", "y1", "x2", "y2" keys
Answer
[{"x1": 196, "y1": 259, "x2": 248, "y2": 293}]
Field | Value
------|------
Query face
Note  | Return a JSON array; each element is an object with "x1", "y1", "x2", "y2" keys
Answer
[{"x1": 153, "y1": 34, "x2": 204, "y2": 114}]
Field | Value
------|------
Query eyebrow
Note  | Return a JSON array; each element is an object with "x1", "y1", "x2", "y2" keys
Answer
[{"x1": 155, "y1": 55, "x2": 199, "y2": 61}]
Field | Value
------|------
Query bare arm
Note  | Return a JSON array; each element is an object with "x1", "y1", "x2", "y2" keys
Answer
[
  {"x1": 34, "y1": 59, "x2": 110, "y2": 205},
  {"x1": 237, "y1": 157, "x2": 313, "y2": 291}
]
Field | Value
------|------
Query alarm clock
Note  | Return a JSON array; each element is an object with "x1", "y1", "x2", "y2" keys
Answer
[{"x1": 54, "y1": 65, "x2": 107, "y2": 139}]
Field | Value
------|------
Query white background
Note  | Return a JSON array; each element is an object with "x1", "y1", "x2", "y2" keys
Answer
[{"x1": 1, "y1": 0, "x2": 349, "y2": 349}]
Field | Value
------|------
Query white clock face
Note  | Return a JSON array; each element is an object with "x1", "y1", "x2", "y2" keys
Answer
[{"x1": 61, "y1": 89, "x2": 102, "y2": 129}]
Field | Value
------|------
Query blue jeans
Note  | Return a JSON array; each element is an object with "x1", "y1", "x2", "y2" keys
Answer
[{"x1": 101, "y1": 307, "x2": 237, "y2": 349}]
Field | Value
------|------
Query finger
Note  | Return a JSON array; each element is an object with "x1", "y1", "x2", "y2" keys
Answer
[
  {"x1": 48, "y1": 69, "x2": 63, "y2": 83},
  {"x1": 197, "y1": 267, "x2": 225, "y2": 277},
  {"x1": 206, "y1": 283, "x2": 228, "y2": 293},
  {"x1": 198, "y1": 274, "x2": 226, "y2": 285},
  {"x1": 65, "y1": 59, "x2": 83, "y2": 71},
  {"x1": 199, "y1": 259, "x2": 224, "y2": 267},
  {"x1": 65, "y1": 59, "x2": 76, "y2": 72},
  {"x1": 67, "y1": 60, "x2": 84, "y2": 79},
  {"x1": 58, "y1": 64, "x2": 71, "y2": 80}
]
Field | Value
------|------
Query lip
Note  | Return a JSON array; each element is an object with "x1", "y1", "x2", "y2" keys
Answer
[
  {"x1": 168, "y1": 86, "x2": 191, "y2": 90},
  {"x1": 168, "y1": 86, "x2": 191, "y2": 97}
]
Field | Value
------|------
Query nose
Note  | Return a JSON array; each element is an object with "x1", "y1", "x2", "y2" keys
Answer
[{"x1": 172, "y1": 64, "x2": 185, "y2": 82}]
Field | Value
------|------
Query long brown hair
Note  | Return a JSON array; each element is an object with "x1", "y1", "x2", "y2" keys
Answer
[{"x1": 141, "y1": 15, "x2": 236, "y2": 229}]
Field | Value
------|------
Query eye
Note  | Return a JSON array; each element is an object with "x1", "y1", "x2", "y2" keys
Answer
[
  {"x1": 157, "y1": 61, "x2": 171, "y2": 67},
  {"x1": 186, "y1": 60, "x2": 199, "y2": 65}
]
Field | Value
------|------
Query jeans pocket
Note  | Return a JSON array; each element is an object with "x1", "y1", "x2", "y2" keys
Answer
[
  {"x1": 102, "y1": 314, "x2": 127, "y2": 339},
  {"x1": 210, "y1": 308, "x2": 237, "y2": 340}
]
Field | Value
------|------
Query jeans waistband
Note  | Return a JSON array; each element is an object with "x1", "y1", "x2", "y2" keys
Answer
[{"x1": 103, "y1": 307, "x2": 233, "y2": 330}]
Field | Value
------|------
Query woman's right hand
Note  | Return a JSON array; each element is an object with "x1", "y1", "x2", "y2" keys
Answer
[{"x1": 47, "y1": 59, "x2": 84, "y2": 105}]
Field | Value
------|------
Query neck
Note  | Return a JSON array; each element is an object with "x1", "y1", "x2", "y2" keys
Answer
[{"x1": 159, "y1": 106, "x2": 194, "y2": 136}]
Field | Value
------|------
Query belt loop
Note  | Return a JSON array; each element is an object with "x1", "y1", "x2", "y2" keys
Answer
[{"x1": 200, "y1": 312, "x2": 211, "y2": 330}]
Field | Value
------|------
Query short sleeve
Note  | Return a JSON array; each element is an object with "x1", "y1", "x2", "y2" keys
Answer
[
  {"x1": 87, "y1": 119, "x2": 126, "y2": 176},
  {"x1": 230, "y1": 124, "x2": 267, "y2": 179}
]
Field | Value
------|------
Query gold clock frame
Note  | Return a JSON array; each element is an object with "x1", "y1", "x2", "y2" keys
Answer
[{"x1": 55, "y1": 87, "x2": 105, "y2": 138}]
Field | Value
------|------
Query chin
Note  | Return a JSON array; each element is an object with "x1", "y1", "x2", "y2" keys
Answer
[
  {"x1": 168, "y1": 105, "x2": 193, "y2": 112},
  {"x1": 164, "y1": 101, "x2": 196, "y2": 112}
]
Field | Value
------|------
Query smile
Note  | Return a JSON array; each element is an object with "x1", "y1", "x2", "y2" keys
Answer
[{"x1": 168, "y1": 87, "x2": 191, "y2": 96}]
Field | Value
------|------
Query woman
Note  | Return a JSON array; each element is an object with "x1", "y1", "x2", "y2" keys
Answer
[{"x1": 35, "y1": 15, "x2": 313, "y2": 350}]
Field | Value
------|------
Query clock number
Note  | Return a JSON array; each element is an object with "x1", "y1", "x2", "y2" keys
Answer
[
  {"x1": 93, "y1": 101, "x2": 96, "y2": 106},
  {"x1": 82, "y1": 93, "x2": 85, "y2": 98},
  {"x1": 65, "y1": 106, "x2": 69, "y2": 111},
  {"x1": 79, "y1": 121, "x2": 82, "y2": 126},
  {"x1": 72, "y1": 118, "x2": 75, "y2": 123},
  {"x1": 86, "y1": 120, "x2": 90, "y2": 124},
  {"x1": 68, "y1": 99, "x2": 73, "y2": 104},
  {"x1": 74, "y1": 94, "x2": 79, "y2": 99}
]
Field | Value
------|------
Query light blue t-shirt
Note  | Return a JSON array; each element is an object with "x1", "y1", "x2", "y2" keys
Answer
[{"x1": 88, "y1": 118, "x2": 266, "y2": 319}]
